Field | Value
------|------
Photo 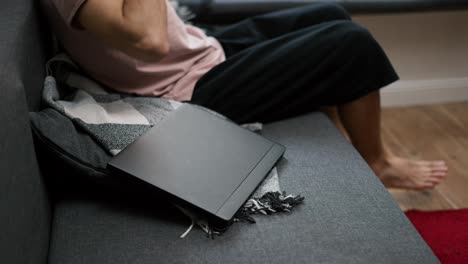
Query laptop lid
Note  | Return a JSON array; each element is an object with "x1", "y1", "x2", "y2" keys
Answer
[{"x1": 107, "y1": 104, "x2": 285, "y2": 221}]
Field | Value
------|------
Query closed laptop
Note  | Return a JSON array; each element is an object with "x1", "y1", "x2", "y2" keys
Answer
[{"x1": 107, "y1": 104, "x2": 285, "y2": 222}]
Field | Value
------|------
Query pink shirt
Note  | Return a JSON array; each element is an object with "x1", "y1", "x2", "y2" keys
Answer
[{"x1": 41, "y1": 0, "x2": 226, "y2": 101}]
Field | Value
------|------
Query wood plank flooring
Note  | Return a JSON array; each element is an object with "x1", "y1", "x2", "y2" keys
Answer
[{"x1": 381, "y1": 102, "x2": 468, "y2": 211}]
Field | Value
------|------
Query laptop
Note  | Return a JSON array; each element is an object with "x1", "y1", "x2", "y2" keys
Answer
[{"x1": 107, "y1": 104, "x2": 285, "y2": 223}]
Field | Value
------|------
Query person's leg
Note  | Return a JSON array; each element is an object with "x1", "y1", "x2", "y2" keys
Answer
[
  {"x1": 193, "y1": 20, "x2": 391, "y2": 123},
  {"x1": 211, "y1": 2, "x2": 351, "y2": 57},
  {"x1": 210, "y1": 3, "x2": 352, "y2": 133},
  {"x1": 320, "y1": 106, "x2": 349, "y2": 140},
  {"x1": 192, "y1": 19, "x2": 447, "y2": 190},
  {"x1": 338, "y1": 91, "x2": 448, "y2": 189}
]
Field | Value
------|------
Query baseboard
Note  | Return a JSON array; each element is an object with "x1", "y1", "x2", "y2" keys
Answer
[{"x1": 381, "y1": 78, "x2": 468, "y2": 107}]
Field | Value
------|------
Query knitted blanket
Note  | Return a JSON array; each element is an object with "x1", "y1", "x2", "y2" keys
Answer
[{"x1": 43, "y1": 54, "x2": 303, "y2": 238}]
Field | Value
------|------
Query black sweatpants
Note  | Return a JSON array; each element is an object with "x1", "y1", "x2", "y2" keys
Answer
[{"x1": 190, "y1": 3, "x2": 399, "y2": 124}]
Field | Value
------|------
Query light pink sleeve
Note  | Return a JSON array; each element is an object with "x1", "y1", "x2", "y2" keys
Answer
[{"x1": 50, "y1": 0, "x2": 87, "y2": 26}]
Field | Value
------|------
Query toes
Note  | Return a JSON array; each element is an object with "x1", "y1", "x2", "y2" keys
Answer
[
  {"x1": 425, "y1": 177, "x2": 443, "y2": 187},
  {"x1": 428, "y1": 176, "x2": 444, "y2": 184},
  {"x1": 416, "y1": 181, "x2": 437, "y2": 190},
  {"x1": 432, "y1": 167, "x2": 448, "y2": 174},
  {"x1": 416, "y1": 175, "x2": 444, "y2": 189},
  {"x1": 431, "y1": 162, "x2": 448, "y2": 170},
  {"x1": 431, "y1": 160, "x2": 446, "y2": 166},
  {"x1": 417, "y1": 160, "x2": 444, "y2": 166},
  {"x1": 414, "y1": 160, "x2": 448, "y2": 173},
  {"x1": 430, "y1": 171, "x2": 448, "y2": 178},
  {"x1": 382, "y1": 157, "x2": 448, "y2": 190}
]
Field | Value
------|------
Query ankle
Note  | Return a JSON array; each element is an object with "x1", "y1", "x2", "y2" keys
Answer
[{"x1": 368, "y1": 155, "x2": 390, "y2": 175}]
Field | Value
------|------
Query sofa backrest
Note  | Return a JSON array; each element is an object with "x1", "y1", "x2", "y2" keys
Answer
[
  {"x1": 0, "y1": 0, "x2": 52, "y2": 263},
  {"x1": 186, "y1": 0, "x2": 468, "y2": 23}
]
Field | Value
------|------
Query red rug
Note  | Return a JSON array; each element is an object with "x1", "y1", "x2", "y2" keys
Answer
[{"x1": 405, "y1": 209, "x2": 468, "y2": 264}]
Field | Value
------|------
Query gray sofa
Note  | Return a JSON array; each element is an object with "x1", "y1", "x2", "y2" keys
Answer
[{"x1": 1, "y1": 0, "x2": 441, "y2": 263}]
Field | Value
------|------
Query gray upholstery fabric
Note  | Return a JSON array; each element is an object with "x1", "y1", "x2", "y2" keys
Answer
[
  {"x1": 48, "y1": 113, "x2": 438, "y2": 264},
  {"x1": 0, "y1": 0, "x2": 51, "y2": 263},
  {"x1": 30, "y1": 109, "x2": 111, "y2": 169},
  {"x1": 1, "y1": 0, "x2": 50, "y2": 111}
]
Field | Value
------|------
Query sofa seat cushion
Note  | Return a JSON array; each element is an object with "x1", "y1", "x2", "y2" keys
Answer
[{"x1": 48, "y1": 113, "x2": 437, "y2": 264}]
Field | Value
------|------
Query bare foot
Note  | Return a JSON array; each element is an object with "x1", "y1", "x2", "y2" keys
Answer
[{"x1": 370, "y1": 157, "x2": 448, "y2": 190}]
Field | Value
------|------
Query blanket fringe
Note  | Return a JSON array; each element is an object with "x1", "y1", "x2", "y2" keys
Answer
[
  {"x1": 235, "y1": 191, "x2": 305, "y2": 223},
  {"x1": 179, "y1": 191, "x2": 304, "y2": 238}
]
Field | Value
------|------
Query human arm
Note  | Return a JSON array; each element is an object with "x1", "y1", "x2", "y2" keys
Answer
[{"x1": 76, "y1": 0, "x2": 169, "y2": 62}]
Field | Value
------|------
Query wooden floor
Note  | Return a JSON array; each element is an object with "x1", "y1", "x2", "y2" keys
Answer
[{"x1": 381, "y1": 102, "x2": 468, "y2": 211}]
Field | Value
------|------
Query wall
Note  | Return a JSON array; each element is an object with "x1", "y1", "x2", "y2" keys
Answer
[{"x1": 353, "y1": 10, "x2": 468, "y2": 107}]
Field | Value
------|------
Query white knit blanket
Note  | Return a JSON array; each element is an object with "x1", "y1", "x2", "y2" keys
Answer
[{"x1": 44, "y1": 54, "x2": 303, "y2": 238}]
